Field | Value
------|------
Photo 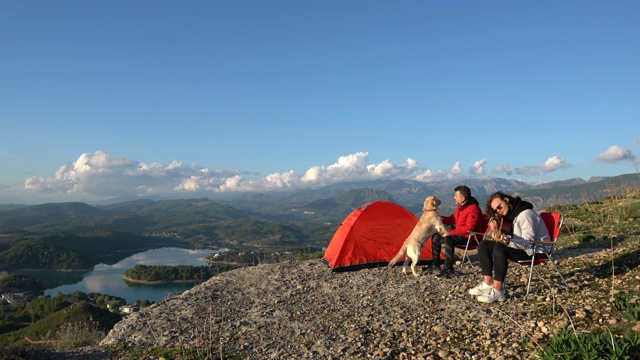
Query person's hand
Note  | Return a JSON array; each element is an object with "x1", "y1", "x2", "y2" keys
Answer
[
  {"x1": 500, "y1": 234, "x2": 510, "y2": 245},
  {"x1": 488, "y1": 219, "x2": 497, "y2": 231}
]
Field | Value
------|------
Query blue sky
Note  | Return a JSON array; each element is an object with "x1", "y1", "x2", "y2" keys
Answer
[{"x1": 1, "y1": 1, "x2": 639, "y2": 204}]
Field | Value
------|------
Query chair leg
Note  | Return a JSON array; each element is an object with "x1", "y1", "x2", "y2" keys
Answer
[
  {"x1": 525, "y1": 257, "x2": 536, "y2": 296},
  {"x1": 461, "y1": 245, "x2": 469, "y2": 269},
  {"x1": 526, "y1": 256, "x2": 569, "y2": 296},
  {"x1": 546, "y1": 255, "x2": 569, "y2": 289},
  {"x1": 460, "y1": 246, "x2": 477, "y2": 269},
  {"x1": 460, "y1": 236, "x2": 478, "y2": 270}
]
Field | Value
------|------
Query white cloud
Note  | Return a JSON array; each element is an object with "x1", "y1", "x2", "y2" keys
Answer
[
  {"x1": 469, "y1": 159, "x2": 487, "y2": 176},
  {"x1": 175, "y1": 176, "x2": 202, "y2": 192},
  {"x1": 514, "y1": 156, "x2": 572, "y2": 176},
  {"x1": 450, "y1": 161, "x2": 461, "y2": 175},
  {"x1": 299, "y1": 152, "x2": 431, "y2": 186},
  {"x1": 414, "y1": 168, "x2": 450, "y2": 182},
  {"x1": 540, "y1": 156, "x2": 572, "y2": 173},
  {"x1": 596, "y1": 145, "x2": 636, "y2": 163},
  {"x1": 19, "y1": 151, "x2": 460, "y2": 201},
  {"x1": 492, "y1": 164, "x2": 513, "y2": 176},
  {"x1": 24, "y1": 151, "x2": 237, "y2": 198},
  {"x1": 514, "y1": 165, "x2": 540, "y2": 176},
  {"x1": 18, "y1": 150, "x2": 575, "y2": 203}
]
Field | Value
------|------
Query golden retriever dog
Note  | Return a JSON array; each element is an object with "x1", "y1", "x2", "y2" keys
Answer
[{"x1": 388, "y1": 196, "x2": 450, "y2": 277}]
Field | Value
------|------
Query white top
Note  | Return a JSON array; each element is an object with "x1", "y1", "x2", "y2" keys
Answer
[{"x1": 507, "y1": 209, "x2": 551, "y2": 256}]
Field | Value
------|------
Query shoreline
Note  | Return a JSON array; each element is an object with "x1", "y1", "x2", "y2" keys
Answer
[
  {"x1": 121, "y1": 275, "x2": 201, "y2": 284},
  {"x1": 17, "y1": 267, "x2": 94, "y2": 272}
]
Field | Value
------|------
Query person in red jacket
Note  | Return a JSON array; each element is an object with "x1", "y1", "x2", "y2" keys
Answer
[{"x1": 424, "y1": 185, "x2": 486, "y2": 278}]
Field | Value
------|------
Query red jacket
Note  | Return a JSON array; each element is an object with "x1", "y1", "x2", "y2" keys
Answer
[{"x1": 441, "y1": 197, "x2": 486, "y2": 237}]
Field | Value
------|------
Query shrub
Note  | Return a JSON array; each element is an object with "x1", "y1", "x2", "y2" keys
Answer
[
  {"x1": 612, "y1": 292, "x2": 640, "y2": 322},
  {"x1": 538, "y1": 328, "x2": 640, "y2": 359},
  {"x1": 47, "y1": 318, "x2": 105, "y2": 350}
]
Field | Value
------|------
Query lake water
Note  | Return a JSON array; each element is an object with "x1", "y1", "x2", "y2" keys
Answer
[{"x1": 41, "y1": 247, "x2": 224, "y2": 304}]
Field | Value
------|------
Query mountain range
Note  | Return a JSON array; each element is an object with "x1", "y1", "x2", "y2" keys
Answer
[
  {"x1": 211, "y1": 172, "x2": 639, "y2": 220},
  {"x1": 0, "y1": 173, "x2": 637, "y2": 250}
]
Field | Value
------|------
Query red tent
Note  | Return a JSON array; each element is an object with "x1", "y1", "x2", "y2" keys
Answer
[{"x1": 323, "y1": 201, "x2": 443, "y2": 271}]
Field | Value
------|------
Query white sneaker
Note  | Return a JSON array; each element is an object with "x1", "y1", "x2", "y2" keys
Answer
[
  {"x1": 468, "y1": 282, "x2": 493, "y2": 296},
  {"x1": 477, "y1": 288, "x2": 506, "y2": 303}
]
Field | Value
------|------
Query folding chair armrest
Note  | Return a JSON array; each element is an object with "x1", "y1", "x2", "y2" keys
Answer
[
  {"x1": 529, "y1": 240, "x2": 556, "y2": 254},
  {"x1": 467, "y1": 230, "x2": 487, "y2": 242}
]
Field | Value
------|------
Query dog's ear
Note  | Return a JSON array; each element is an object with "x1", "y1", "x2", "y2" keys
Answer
[{"x1": 424, "y1": 196, "x2": 436, "y2": 211}]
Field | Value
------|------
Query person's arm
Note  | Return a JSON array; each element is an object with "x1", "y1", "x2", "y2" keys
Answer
[
  {"x1": 440, "y1": 213, "x2": 455, "y2": 226},
  {"x1": 448, "y1": 205, "x2": 481, "y2": 236},
  {"x1": 436, "y1": 218, "x2": 450, "y2": 238},
  {"x1": 508, "y1": 210, "x2": 538, "y2": 249},
  {"x1": 512, "y1": 210, "x2": 538, "y2": 241}
]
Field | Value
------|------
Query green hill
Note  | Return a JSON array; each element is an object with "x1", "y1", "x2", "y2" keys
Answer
[
  {"x1": 0, "y1": 231, "x2": 179, "y2": 270},
  {"x1": 0, "y1": 300, "x2": 122, "y2": 349},
  {"x1": 0, "y1": 175, "x2": 638, "y2": 271}
]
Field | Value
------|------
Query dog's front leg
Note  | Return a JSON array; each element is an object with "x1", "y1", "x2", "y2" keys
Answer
[
  {"x1": 402, "y1": 259, "x2": 411, "y2": 275},
  {"x1": 411, "y1": 262, "x2": 420, "y2": 277}
]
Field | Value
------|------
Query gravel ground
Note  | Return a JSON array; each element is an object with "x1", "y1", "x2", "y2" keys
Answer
[
  {"x1": 95, "y1": 243, "x2": 640, "y2": 359},
  {"x1": 22, "y1": 243, "x2": 638, "y2": 360}
]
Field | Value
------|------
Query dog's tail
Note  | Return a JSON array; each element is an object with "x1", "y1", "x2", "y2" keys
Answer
[{"x1": 387, "y1": 243, "x2": 407, "y2": 267}]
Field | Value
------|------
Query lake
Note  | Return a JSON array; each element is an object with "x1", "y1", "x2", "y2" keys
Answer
[{"x1": 40, "y1": 247, "x2": 224, "y2": 304}]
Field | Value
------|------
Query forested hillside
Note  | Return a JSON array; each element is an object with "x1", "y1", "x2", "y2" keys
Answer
[
  {"x1": 0, "y1": 174, "x2": 637, "y2": 274},
  {"x1": 0, "y1": 231, "x2": 178, "y2": 270}
]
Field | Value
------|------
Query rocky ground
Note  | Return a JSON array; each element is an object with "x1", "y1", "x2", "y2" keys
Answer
[{"x1": 30, "y1": 241, "x2": 640, "y2": 360}]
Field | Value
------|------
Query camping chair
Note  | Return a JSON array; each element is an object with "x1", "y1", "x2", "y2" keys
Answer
[
  {"x1": 459, "y1": 214, "x2": 490, "y2": 269},
  {"x1": 507, "y1": 212, "x2": 569, "y2": 296}
]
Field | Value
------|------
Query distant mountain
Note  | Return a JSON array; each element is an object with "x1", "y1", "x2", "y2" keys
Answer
[
  {"x1": 212, "y1": 173, "x2": 639, "y2": 220},
  {"x1": 515, "y1": 173, "x2": 640, "y2": 211},
  {"x1": 0, "y1": 231, "x2": 177, "y2": 270},
  {"x1": 0, "y1": 202, "x2": 113, "y2": 229},
  {"x1": 532, "y1": 178, "x2": 588, "y2": 189},
  {"x1": 0, "y1": 198, "x2": 253, "y2": 235},
  {"x1": 100, "y1": 198, "x2": 248, "y2": 221},
  {"x1": 0, "y1": 173, "x2": 637, "y2": 250},
  {"x1": 214, "y1": 177, "x2": 532, "y2": 217},
  {"x1": 0, "y1": 204, "x2": 27, "y2": 212},
  {"x1": 301, "y1": 188, "x2": 394, "y2": 222},
  {"x1": 4, "y1": 202, "x2": 108, "y2": 218}
]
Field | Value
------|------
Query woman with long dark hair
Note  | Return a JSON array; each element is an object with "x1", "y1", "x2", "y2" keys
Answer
[{"x1": 469, "y1": 191, "x2": 550, "y2": 303}]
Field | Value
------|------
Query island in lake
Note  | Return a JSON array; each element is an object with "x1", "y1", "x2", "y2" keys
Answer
[{"x1": 122, "y1": 264, "x2": 239, "y2": 284}]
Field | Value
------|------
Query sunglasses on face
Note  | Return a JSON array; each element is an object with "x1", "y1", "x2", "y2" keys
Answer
[{"x1": 492, "y1": 201, "x2": 504, "y2": 212}]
